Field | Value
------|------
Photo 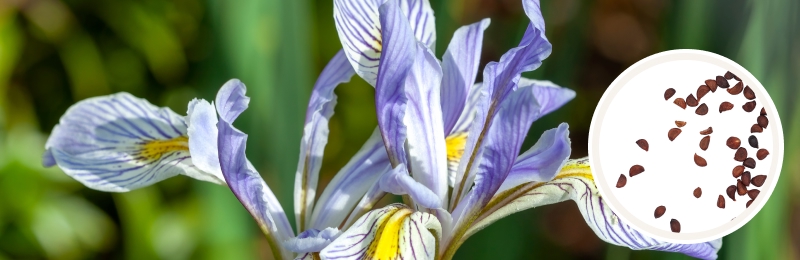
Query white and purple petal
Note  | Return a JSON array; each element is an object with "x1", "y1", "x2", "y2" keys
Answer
[
  {"x1": 404, "y1": 43, "x2": 448, "y2": 205},
  {"x1": 498, "y1": 123, "x2": 571, "y2": 192},
  {"x1": 214, "y1": 79, "x2": 250, "y2": 123},
  {"x1": 320, "y1": 203, "x2": 441, "y2": 260},
  {"x1": 440, "y1": 19, "x2": 490, "y2": 134},
  {"x1": 294, "y1": 50, "x2": 356, "y2": 231},
  {"x1": 333, "y1": 0, "x2": 436, "y2": 85},
  {"x1": 43, "y1": 92, "x2": 223, "y2": 192},
  {"x1": 469, "y1": 158, "x2": 722, "y2": 260},
  {"x1": 215, "y1": 82, "x2": 294, "y2": 257},
  {"x1": 284, "y1": 227, "x2": 341, "y2": 254},
  {"x1": 378, "y1": 163, "x2": 441, "y2": 209},
  {"x1": 309, "y1": 128, "x2": 391, "y2": 230},
  {"x1": 185, "y1": 98, "x2": 225, "y2": 184}
]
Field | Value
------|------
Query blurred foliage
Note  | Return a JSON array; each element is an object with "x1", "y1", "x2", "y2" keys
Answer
[{"x1": 0, "y1": 0, "x2": 797, "y2": 259}]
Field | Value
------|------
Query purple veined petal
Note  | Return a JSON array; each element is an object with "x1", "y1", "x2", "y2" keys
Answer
[
  {"x1": 523, "y1": 78, "x2": 576, "y2": 117},
  {"x1": 378, "y1": 163, "x2": 441, "y2": 209},
  {"x1": 341, "y1": 178, "x2": 387, "y2": 229},
  {"x1": 43, "y1": 92, "x2": 224, "y2": 192},
  {"x1": 283, "y1": 227, "x2": 341, "y2": 254},
  {"x1": 468, "y1": 158, "x2": 722, "y2": 260},
  {"x1": 319, "y1": 203, "x2": 441, "y2": 260},
  {"x1": 309, "y1": 128, "x2": 391, "y2": 230},
  {"x1": 449, "y1": 82, "x2": 484, "y2": 136},
  {"x1": 497, "y1": 123, "x2": 570, "y2": 192},
  {"x1": 294, "y1": 50, "x2": 356, "y2": 232},
  {"x1": 441, "y1": 19, "x2": 490, "y2": 134},
  {"x1": 217, "y1": 118, "x2": 294, "y2": 258},
  {"x1": 215, "y1": 79, "x2": 250, "y2": 123},
  {"x1": 450, "y1": 80, "x2": 543, "y2": 231},
  {"x1": 374, "y1": 0, "x2": 417, "y2": 167},
  {"x1": 185, "y1": 99, "x2": 225, "y2": 184},
  {"x1": 404, "y1": 43, "x2": 448, "y2": 206},
  {"x1": 333, "y1": 0, "x2": 436, "y2": 86},
  {"x1": 445, "y1": 83, "x2": 483, "y2": 190}
]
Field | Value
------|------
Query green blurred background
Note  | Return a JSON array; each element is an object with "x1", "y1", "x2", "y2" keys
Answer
[{"x1": 0, "y1": 0, "x2": 797, "y2": 259}]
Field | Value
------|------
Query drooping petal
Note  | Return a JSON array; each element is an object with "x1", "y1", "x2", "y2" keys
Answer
[
  {"x1": 468, "y1": 158, "x2": 723, "y2": 260},
  {"x1": 185, "y1": 99, "x2": 225, "y2": 183},
  {"x1": 295, "y1": 50, "x2": 356, "y2": 231},
  {"x1": 522, "y1": 78, "x2": 576, "y2": 117},
  {"x1": 310, "y1": 128, "x2": 391, "y2": 230},
  {"x1": 320, "y1": 204, "x2": 441, "y2": 260},
  {"x1": 215, "y1": 79, "x2": 250, "y2": 123},
  {"x1": 374, "y1": 0, "x2": 417, "y2": 167},
  {"x1": 404, "y1": 43, "x2": 448, "y2": 205},
  {"x1": 497, "y1": 123, "x2": 570, "y2": 192},
  {"x1": 333, "y1": 0, "x2": 436, "y2": 85},
  {"x1": 43, "y1": 92, "x2": 224, "y2": 192},
  {"x1": 215, "y1": 83, "x2": 294, "y2": 258},
  {"x1": 378, "y1": 163, "x2": 441, "y2": 209},
  {"x1": 450, "y1": 80, "x2": 543, "y2": 230},
  {"x1": 441, "y1": 19, "x2": 490, "y2": 134},
  {"x1": 284, "y1": 227, "x2": 341, "y2": 254}
]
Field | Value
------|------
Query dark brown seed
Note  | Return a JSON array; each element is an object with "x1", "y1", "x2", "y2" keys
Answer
[
  {"x1": 717, "y1": 195, "x2": 726, "y2": 208},
  {"x1": 757, "y1": 149, "x2": 770, "y2": 160},
  {"x1": 760, "y1": 107, "x2": 767, "y2": 116},
  {"x1": 747, "y1": 189, "x2": 760, "y2": 199},
  {"x1": 751, "y1": 124, "x2": 763, "y2": 133},
  {"x1": 742, "y1": 171, "x2": 751, "y2": 186},
  {"x1": 757, "y1": 115, "x2": 769, "y2": 128},
  {"x1": 732, "y1": 165, "x2": 745, "y2": 178},
  {"x1": 700, "y1": 136, "x2": 710, "y2": 150},
  {"x1": 616, "y1": 174, "x2": 627, "y2": 188},
  {"x1": 716, "y1": 76, "x2": 730, "y2": 88},
  {"x1": 728, "y1": 81, "x2": 743, "y2": 95},
  {"x1": 726, "y1": 137, "x2": 741, "y2": 149},
  {"x1": 725, "y1": 71, "x2": 735, "y2": 80},
  {"x1": 746, "y1": 199, "x2": 754, "y2": 208},
  {"x1": 737, "y1": 180, "x2": 747, "y2": 195},
  {"x1": 734, "y1": 75, "x2": 741, "y2": 81},
  {"x1": 751, "y1": 175, "x2": 767, "y2": 187},
  {"x1": 668, "y1": 128, "x2": 682, "y2": 141},
  {"x1": 654, "y1": 206, "x2": 666, "y2": 219},
  {"x1": 743, "y1": 158, "x2": 756, "y2": 169},
  {"x1": 664, "y1": 88, "x2": 676, "y2": 100},
  {"x1": 726, "y1": 185, "x2": 737, "y2": 201},
  {"x1": 686, "y1": 94, "x2": 698, "y2": 107},
  {"x1": 629, "y1": 165, "x2": 645, "y2": 177},
  {"x1": 719, "y1": 102, "x2": 734, "y2": 112},
  {"x1": 700, "y1": 127, "x2": 713, "y2": 135},
  {"x1": 697, "y1": 85, "x2": 711, "y2": 100},
  {"x1": 693, "y1": 187, "x2": 702, "y2": 198},
  {"x1": 675, "y1": 121, "x2": 687, "y2": 127},
  {"x1": 695, "y1": 103, "x2": 708, "y2": 115},
  {"x1": 670, "y1": 219, "x2": 681, "y2": 233},
  {"x1": 635, "y1": 139, "x2": 649, "y2": 151},
  {"x1": 743, "y1": 86, "x2": 756, "y2": 100},
  {"x1": 734, "y1": 148, "x2": 748, "y2": 161},
  {"x1": 705, "y1": 79, "x2": 718, "y2": 92},
  {"x1": 674, "y1": 98, "x2": 687, "y2": 109},
  {"x1": 748, "y1": 135, "x2": 758, "y2": 148},
  {"x1": 743, "y1": 101, "x2": 756, "y2": 112},
  {"x1": 694, "y1": 153, "x2": 707, "y2": 167}
]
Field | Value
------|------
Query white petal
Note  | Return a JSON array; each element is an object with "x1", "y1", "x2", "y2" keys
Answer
[
  {"x1": 320, "y1": 203, "x2": 441, "y2": 260},
  {"x1": 185, "y1": 98, "x2": 225, "y2": 184}
]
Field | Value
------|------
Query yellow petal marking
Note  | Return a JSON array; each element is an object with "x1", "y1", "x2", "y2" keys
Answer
[
  {"x1": 134, "y1": 136, "x2": 189, "y2": 162},
  {"x1": 445, "y1": 132, "x2": 468, "y2": 169},
  {"x1": 366, "y1": 208, "x2": 413, "y2": 260}
]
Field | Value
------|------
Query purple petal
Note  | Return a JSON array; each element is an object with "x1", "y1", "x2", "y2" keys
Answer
[
  {"x1": 294, "y1": 50, "x2": 355, "y2": 231},
  {"x1": 404, "y1": 43, "x2": 448, "y2": 205},
  {"x1": 379, "y1": 163, "x2": 441, "y2": 209},
  {"x1": 214, "y1": 79, "x2": 250, "y2": 123},
  {"x1": 42, "y1": 150, "x2": 56, "y2": 167},
  {"x1": 333, "y1": 0, "x2": 436, "y2": 85},
  {"x1": 524, "y1": 78, "x2": 576, "y2": 117},
  {"x1": 374, "y1": 0, "x2": 417, "y2": 167},
  {"x1": 441, "y1": 19, "x2": 490, "y2": 134},
  {"x1": 283, "y1": 227, "x2": 340, "y2": 253},
  {"x1": 498, "y1": 123, "x2": 570, "y2": 192},
  {"x1": 309, "y1": 128, "x2": 391, "y2": 230}
]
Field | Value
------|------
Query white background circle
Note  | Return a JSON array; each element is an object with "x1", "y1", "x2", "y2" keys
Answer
[{"x1": 588, "y1": 50, "x2": 784, "y2": 243}]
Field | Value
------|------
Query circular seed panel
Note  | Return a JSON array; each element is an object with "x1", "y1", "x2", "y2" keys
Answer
[{"x1": 589, "y1": 50, "x2": 784, "y2": 243}]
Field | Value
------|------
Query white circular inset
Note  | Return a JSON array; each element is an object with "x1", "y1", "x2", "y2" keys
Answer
[{"x1": 588, "y1": 49, "x2": 784, "y2": 243}]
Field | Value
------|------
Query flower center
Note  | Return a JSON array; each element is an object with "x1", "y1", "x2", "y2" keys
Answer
[{"x1": 134, "y1": 136, "x2": 189, "y2": 162}]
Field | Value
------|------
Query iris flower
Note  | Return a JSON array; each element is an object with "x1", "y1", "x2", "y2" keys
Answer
[{"x1": 42, "y1": 0, "x2": 722, "y2": 259}]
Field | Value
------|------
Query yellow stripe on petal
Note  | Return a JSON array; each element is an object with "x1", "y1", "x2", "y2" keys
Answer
[
  {"x1": 134, "y1": 136, "x2": 189, "y2": 162},
  {"x1": 368, "y1": 208, "x2": 413, "y2": 259}
]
